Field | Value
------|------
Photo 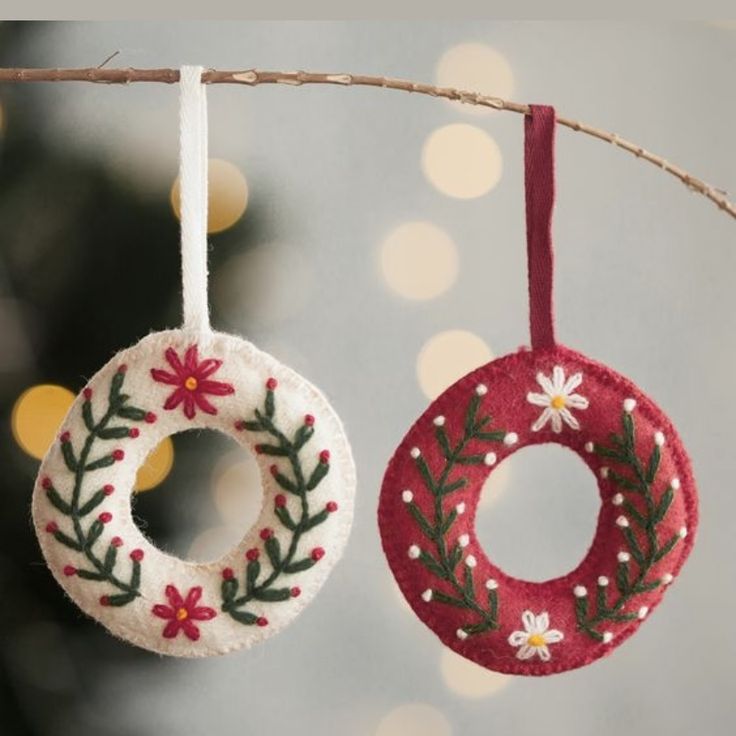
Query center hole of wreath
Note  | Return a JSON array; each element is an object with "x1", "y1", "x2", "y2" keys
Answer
[
  {"x1": 476, "y1": 444, "x2": 600, "y2": 582},
  {"x1": 132, "y1": 430, "x2": 263, "y2": 562}
]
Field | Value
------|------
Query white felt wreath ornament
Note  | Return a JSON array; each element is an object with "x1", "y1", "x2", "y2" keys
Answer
[{"x1": 31, "y1": 67, "x2": 356, "y2": 657}]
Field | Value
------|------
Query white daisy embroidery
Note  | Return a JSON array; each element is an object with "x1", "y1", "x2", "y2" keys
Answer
[
  {"x1": 527, "y1": 366, "x2": 589, "y2": 433},
  {"x1": 508, "y1": 610, "x2": 564, "y2": 661}
]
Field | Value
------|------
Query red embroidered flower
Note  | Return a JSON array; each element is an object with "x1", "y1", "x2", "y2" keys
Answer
[
  {"x1": 152, "y1": 585, "x2": 217, "y2": 641},
  {"x1": 151, "y1": 345, "x2": 234, "y2": 420}
]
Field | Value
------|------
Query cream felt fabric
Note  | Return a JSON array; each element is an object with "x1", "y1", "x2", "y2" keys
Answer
[{"x1": 32, "y1": 329, "x2": 356, "y2": 657}]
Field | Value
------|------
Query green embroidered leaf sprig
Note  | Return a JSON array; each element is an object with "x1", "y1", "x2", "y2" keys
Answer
[
  {"x1": 404, "y1": 385, "x2": 510, "y2": 639},
  {"x1": 222, "y1": 379, "x2": 337, "y2": 626},
  {"x1": 42, "y1": 366, "x2": 153, "y2": 607},
  {"x1": 574, "y1": 407, "x2": 686, "y2": 642}
]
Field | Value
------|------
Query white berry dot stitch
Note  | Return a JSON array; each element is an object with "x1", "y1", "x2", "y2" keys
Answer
[{"x1": 378, "y1": 105, "x2": 697, "y2": 676}]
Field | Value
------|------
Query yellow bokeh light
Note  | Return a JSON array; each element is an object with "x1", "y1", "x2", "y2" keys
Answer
[
  {"x1": 416, "y1": 330, "x2": 493, "y2": 400},
  {"x1": 436, "y1": 43, "x2": 514, "y2": 116},
  {"x1": 171, "y1": 158, "x2": 249, "y2": 234},
  {"x1": 440, "y1": 649, "x2": 511, "y2": 698},
  {"x1": 376, "y1": 704, "x2": 452, "y2": 736},
  {"x1": 134, "y1": 437, "x2": 174, "y2": 493},
  {"x1": 380, "y1": 221, "x2": 458, "y2": 300},
  {"x1": 211, "y1": 450, "x2": 263, "y2": 529},
  {"x1": 422, "y1": 124, "x2": 502, "y2": 199},
  {"x1": 12, "y1": 385, "x2": 75, "y2": 460}
]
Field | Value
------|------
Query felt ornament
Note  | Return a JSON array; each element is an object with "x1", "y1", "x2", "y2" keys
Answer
[
  {"x1": 31, "y1": 67, "x2": 356, "y2": 657},
  {"x1": 378, "y1": 106, "x2": 697, "y2": 676}
]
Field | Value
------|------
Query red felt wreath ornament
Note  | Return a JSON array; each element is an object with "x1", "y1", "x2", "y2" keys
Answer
[{"x1": 378, "y1": 106, "x2": 697, "y2": 676}]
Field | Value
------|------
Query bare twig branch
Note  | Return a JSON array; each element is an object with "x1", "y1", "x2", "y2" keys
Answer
[{"x1": 0, "y1": 66, "x2": 732, "y2": 220}]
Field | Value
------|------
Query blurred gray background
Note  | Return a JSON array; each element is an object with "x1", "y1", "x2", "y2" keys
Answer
[{"x1": 1, "y1": 20, "x2": 734, "y2": 736}]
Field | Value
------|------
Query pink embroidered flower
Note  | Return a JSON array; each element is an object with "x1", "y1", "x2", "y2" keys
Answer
[
  {"x1": 151, "y1": 345, "x2": 234, "y2": 419},
  {"x1": 152, "y1": 585, "x2": 217, "y2": 641}
]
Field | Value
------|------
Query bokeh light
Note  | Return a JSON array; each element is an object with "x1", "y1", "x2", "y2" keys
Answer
[
  {"x1": 440, "y1": 649, "x2": 511, "y2": 698},
  {"x1": 171, "y1": 158, "x2": 249, "y2": 234},
  {"x1": 380, "y1": 221, "x2": 458, "y2": 300},
  {"x1": 416, "y1": 330, "x2": 492, "y2": 400},
  {"x1": 211, "y1": 449, "x2": 263, "y2": 529},
  {"x1": 134, "y1": 438, "x2": 174, "y2": 492},
  {"x1": 187, "y1": 525, "x2": 243, "y2": 562},
  {"x1": 215, "y1": 242, "x2": 314, "y2": 328},
  {"x1": 435, "y1": 43, "x2": 514, "y2": 115},
  {"x1": 11, "y1": 384, "x2": 74, "y2": 460},
  {"x1": 375, "y1": 703, "x2": 452, "y2": 736},
  {"x1": 422, "y1": 124, "x2": 502, "y2": 199},
  {"x1": 478, "y1": 456, "x2": 511, "y2": 509}
]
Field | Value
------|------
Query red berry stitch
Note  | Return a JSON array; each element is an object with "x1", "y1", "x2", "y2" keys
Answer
[
  {"x1": 222, "y1": 567, "x2": 235, "y2": 580},
  {"x1": 266, "y1": 377, "x2": 278, "y2": 390},
  {"x1": 45, "y1": 521, "x2": 58, "y2": 533},
  {"x1": 130, "y1": 549, "x2": 144, "y2": 562},
  {"x1": 111, "y1": 536, "x2": 123, "y2": 547},
  {"x1": 128, "y1": 427, "x2": 140, "y2": 438},
  {"x1": 275, "y1": 494, "x2": 287, "y2": 508},
  {"x1": 326, "y1": 501, "x2": 338, "y2": 513},
  {"x1": 100, "y1": 595, "x2": 110, "y2": 606},
  {"x1": 290, "y1": 586, "x2": 301, "y2": 598},
  {"x1": 304, "y1": 414, "x2": 315, "y2": 426},
  {"x1": 112, "y1": 449, "x2": 125, "y2": 461},
  {"x1": 41, "y1": 476, "x2": 52, "y2": 490},
  {"x1": 246, "y1": 548, "x2": 259, "y2": 562},
  {"x1": 60, "y1": 431, "x2": 71, "y2": 444},
  {"x1": 319, "y1": 450, "x2": 330, "y2": 464},
  {"x1": 256, "y1": 617, "x2": 268, "y2": 627},
  {"x1": 98, "y1": 512, "x2": 112, "y2": 524},
  {"x1": 103, "y1": 484, "x2": 115, "y2": 496},
  {"x1": 311, "y1": 547, "x2": 325, "y2": 561},
  {"x1": 83, "y1": 387, "x2": 93, "y2": 400},
  {"x1": 145, "y1": 412, "x2": 157, "y2": 424},
  {"x1": 63, "y1": 565, "x2": 77, "y2": 576},
  {"x1": 259, "y1": 528, "x2": 274, "y2": 540}
]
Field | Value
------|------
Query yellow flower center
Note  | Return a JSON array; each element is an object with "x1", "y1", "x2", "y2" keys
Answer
[
  {"x1": 184, "y1": 376, "x2": 198, "y2": 391},
  {"x1": 176, "y1": 607, "x2": 189, "y2": 621},
  {"x1": 550, "y1": 395, "x2": 566, "y2": 410},
  {"x1": 527, "y1": 633, "x2": 546, "y2": 648}
]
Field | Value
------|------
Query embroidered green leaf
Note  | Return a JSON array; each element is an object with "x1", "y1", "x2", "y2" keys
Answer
[
  {"x1": 284, "y1": 558, "x2": 316, "y2": 574},
  {"x1": 654, "y1": 533, "x2": 681, "y2": 562},
  {"x1": 574, "y1": 594, "x2": 589, "y2": 620},
  {"x1": 306, "y1": 461, "x2": 329, "y2": 490},
  {"x1": 475, "y1": 430, "x2": 506, "y2": 442},
  {"x1": 77, "y1": 489, "x2": 108, "y2": 516},
  {"x1": 621, "y1": 499, "x2": 647, "y2": 528},
  {"x1": 52, "y1": 530, "x2": 82, "y2": 551},
  {"x1": 265, "y1": 537, "x2": 281, "y2": 569},
  {"x1": 435, "y1": 427, "x2": 451, "y2": 458},
  {"x1": 103, "y1": 545, "x2": 118, "y2": 573},
  {"x1": 77, "y1": 569, "x2": 106, "y2": 581},
  {"x1": 455, "y1": 454, "x2": 486, "y2": 465},
  {"x1": 104, "y1": 592, "x2": 138, "y2": 607},
  {"x1": 61, "y1": 442, "x2": 78, "y2": 472},
  {"x1": 253, "y1": 588, "x2": 291, "y2": 602},
  {"x1": 465, "y1": 393, "x2": 480, "y2": 434},
  {"x1": 221, "y1": 578, "x2": 238, "y2": 603},
  {"x1": 264, "y1": 389, "x2": 275, "y2": 418},
  {"x1": 85, "y1": 454, "x2": 116, "y2": 471},
  {"x1": 407, "y1": 503, "x2": 434, "y2": 539},
  {"x1": 109, "y1": 370, "x2": 125, "y2": 401},
  {"x1": 85, "y1": 519, "x2": 104, "y2": 548},
  {"x1": 271, "y1": 470, "x2": 299, "y2": 494},
  {"x1": 82, "y1": 401, "x2": 95, "y2": 431},
  {"x1": 608, "y1": 469, "x2": 641, "y2": 493},
  {"x1": 653, "y1": 487, "x2": 674, "y2": 524},
  {"x1": 646, "y1": 445, "x2": 661, "y2": 484},
  {"x1": 440, "y1": 509, "x2": 458, "y2": 535},
  {"x1": 130, "y1": 559, "x2": 141, "y2": 590},
  {"x1": 293, "y1": 425, "x2": 314, "y2": 450},
  {"x1": 440, "y1": 478, "x2": 466, "y2": 496},
  {"x1": 246, "y1": 560, "x2": 261, "y2": 589},
  {"x1": 275, "y1": 506, "x2": 297, "y2": 531},
  {"x1": 255, "y1": 444, "x2": 289, "y2": 457},
  {"x1": 303, "y1": 508, "x2": 330, "y2": 532},
  {"x1": 615, "y1": 561, "x2": 630, "y2": 595},
  {"x1": 622, "y1": 528, "x2": 645, "y2": 566},
  {"x1": 45, "y1": 488, "x2": 71, "y2": 514},
  {"x1": 418, "y1": 550, "x2": 447, "y2": 579},
  {"x1": 239, "y1": 420, "x2": 263, "y2": 432},
  {"x1": 116, "y1": 406, "x2": 147, "y2": 421},
  {"x1": 431, "y1": 590, "x2": 468, "y2": 608},
  {"x1": 97, "y1": 426, "x2": 131, "y2": 440},
  {"x1": 229, "y1": 610, "x2": 259, "y2": 625},
  {"x1": 414, "y1": 456, "x2": 436, "y2": 493}
]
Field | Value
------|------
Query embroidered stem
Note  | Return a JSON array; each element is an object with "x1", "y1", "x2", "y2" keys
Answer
[
  {"x1": 223, "y1": 382, "x2": 334, "y2": 626},
  {"x1": 43, "y1": 368, "x2": 152, "y2": 606},
  {"x1": 405, "y1": 388, "x2": 508, "y2": 638},
  {"x1": 575, "y1": 409, "x2": 682, "y2": 641}
]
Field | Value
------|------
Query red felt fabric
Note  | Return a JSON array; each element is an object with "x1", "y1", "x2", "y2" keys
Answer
[
  {"x1": 526, "y1": 105, "x2": 557, "y2": 350},
  {"x1": 378, "y1": 345, "x2": 697, "y2": 675}
]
